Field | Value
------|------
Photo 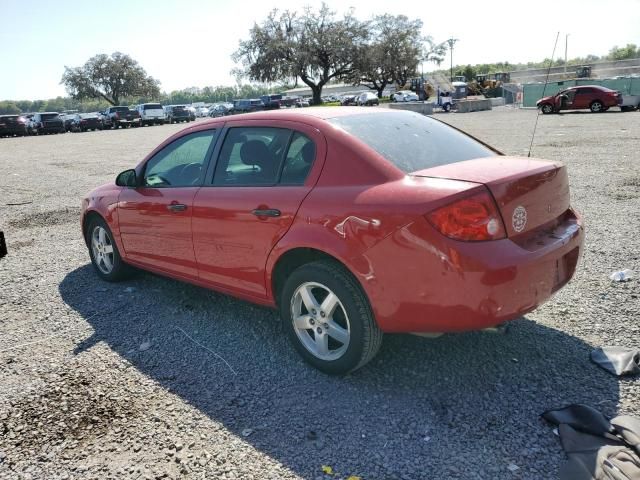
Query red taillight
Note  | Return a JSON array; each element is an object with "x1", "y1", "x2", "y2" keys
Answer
[{"x1": 426, "y1": 189, "x2": 506, "y2": 241}]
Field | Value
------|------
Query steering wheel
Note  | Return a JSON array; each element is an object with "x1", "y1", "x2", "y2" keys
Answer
[{"x1": 178, "y1": 163, "x2": 203, "y2": 185}]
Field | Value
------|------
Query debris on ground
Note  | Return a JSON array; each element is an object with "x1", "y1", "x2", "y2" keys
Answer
[
  {"x1": 591, "y1": 346, "x2": 640, "y2": 376},
  {"x1": 609, "y1": 269, "x2": 634, "y2": 282}
]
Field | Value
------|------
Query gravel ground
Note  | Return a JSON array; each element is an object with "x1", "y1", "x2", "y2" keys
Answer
[{"x1": 0, "y1": 109, "x2": 638, "y2": 480}]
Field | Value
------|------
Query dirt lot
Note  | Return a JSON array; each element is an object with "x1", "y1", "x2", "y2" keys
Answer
[{"x1": 1, "y1": 109, "x2": 639, "y2": 480}]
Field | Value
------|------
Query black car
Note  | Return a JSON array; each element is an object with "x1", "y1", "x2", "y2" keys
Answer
[
  {"x1": 29, "y1": 112, "x2": 65, "y2": 135},
  {"x1": 0, "y1": 115, "x2": 29, "y2": 137},
  {"x1": 233, "y1": 99, "x2": 265, "y2": 113},
  {"x1": 70, "y1": 113, "x2": 102, "y2": 132},
  {"x1": 101, "y1": 106, "x2": 141, "y2": 129},
  {"x1": 60, "y1": 113, "x2": 78, "y2": 132},
  {"x1": 209, "y1": 104, "x2": 234, "y2": 117},
  {"x1": 164, "y1": 105, "x2": 191, "y2": 123},
  {"x1": 260, "y1": 94, "x2": 282, "y2": 110}
]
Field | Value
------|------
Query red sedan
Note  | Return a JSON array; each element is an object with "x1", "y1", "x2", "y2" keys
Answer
[
  {"x1": 81, "y1": 108, "x2": 584, "y2": 374},
  {"x1": 536, "y1": 85, "x2": 622, "y2": 114}
]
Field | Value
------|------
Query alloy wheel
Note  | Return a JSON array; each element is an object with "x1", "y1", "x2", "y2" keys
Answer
[
  {"x1": 290, "y1": 281, "x2": 351, "y2": 361},
  {"x1": 91, "y1": 225, "x2": 115, "y2": 274}
]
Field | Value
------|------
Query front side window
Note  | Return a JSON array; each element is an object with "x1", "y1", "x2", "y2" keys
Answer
[
  {"x1": 213, "y1": 127, "x2": 292, "y2": 186},
  {"x1": 143, "y1": 130, "x2": 216, "y2": 187}
]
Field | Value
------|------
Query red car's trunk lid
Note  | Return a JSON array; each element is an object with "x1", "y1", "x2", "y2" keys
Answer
[{"x1": 412, "y1": 156, "x2": 570, "y2": 237}]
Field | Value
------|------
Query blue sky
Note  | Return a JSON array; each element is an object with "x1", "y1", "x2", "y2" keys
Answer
[{"x1": 1, "y1": 0, "x2": 639, "y2": 100}]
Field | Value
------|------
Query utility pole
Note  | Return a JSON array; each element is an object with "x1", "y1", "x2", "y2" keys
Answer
[
  {"x1": 447, "y1": 38, "x2": 458, "y2": 83},
  {"x1": 564, "y1": 34, "x2": 569, "y2": 76}
]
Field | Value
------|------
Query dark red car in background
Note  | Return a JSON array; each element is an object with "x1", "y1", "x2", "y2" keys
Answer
[
  {"x1": 81, "y1": 108, "x2": 584, "y2": 374},
  {"x1": 0, "y1": 115, "x2": 29, "y2": 137},
  {"x1": 537, "y1": 85, "x2": 622, "y2": 113}
]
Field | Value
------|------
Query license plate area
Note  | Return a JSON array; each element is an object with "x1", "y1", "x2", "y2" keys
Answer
[{"x1": 552, "y1": 247, "x2": 579, "y2": 292}]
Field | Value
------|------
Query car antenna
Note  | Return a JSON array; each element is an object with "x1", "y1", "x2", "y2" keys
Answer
[{"x1": 527, "y1": 32, "x2": 560, "y2": 158}]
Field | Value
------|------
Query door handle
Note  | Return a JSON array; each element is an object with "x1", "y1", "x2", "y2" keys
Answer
[
  {"x1": 252, "y1": 208, "x2": 281, "y2": 217},
  {"x1": 167, "y1": 203, "x2": 187, "y2": 212}
]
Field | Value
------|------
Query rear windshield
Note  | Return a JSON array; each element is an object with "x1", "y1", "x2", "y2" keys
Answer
[
  {"x1": 80, "y1": 113, "x2": 98, "y2": 119},
  {"x1": 329, "y1": 111, "x2": 496, "y2": 173},
  {"x1": 143, "y1": 104, "x2": 162, "y2": 110},
  {"x1": 41, "y1": 113, "x2": 59, "y2": 120},
  {"x1": 112, "y1": 107, "x2": 129, "y2": 112},
  {"x1": 173, "y1": 106, "x2": 186, "y2": 111}
]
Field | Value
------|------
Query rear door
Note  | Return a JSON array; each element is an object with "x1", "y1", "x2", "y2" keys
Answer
[
  {"x1": 192, "y1": 120, "x2": 326, "y2": 297},
  {"x1": 572, "y1": 88, "x2": 592, "y2": 109},
  {"x1": 117, "y1": 129, "x2": 218, "y2": 278}
]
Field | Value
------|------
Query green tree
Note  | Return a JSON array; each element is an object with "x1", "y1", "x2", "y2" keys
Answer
[
  {"x1": 0, "y1": 101, "x2": 21, "y2": 114},
  {"x1": 233, "y1": 4, "x2": 368, "y2": 104},
  {"x1": 61, "y1": 52, "x2": 161, "y2": 106},
  {"x1": 462, "y1": 64, "x2": 476, "y2": 81},
  {"x1": 607, "y1": 44, "x2": 638, "y2": 60},
  {"x1": 347, "y1": 14, "x2": 424, "y2": 98}
]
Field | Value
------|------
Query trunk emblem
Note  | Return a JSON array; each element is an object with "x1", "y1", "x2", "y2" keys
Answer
[{"x1": 512, "y1": 206, "x2": 527, "y2": 232}]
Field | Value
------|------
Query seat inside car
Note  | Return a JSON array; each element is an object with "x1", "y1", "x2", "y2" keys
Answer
[
  {"x1": 239, "y1": 140, "x2": 277, "y2": 183},
  {"x1": 281, "y1": 140, "x2": 315, "y2": 185}
]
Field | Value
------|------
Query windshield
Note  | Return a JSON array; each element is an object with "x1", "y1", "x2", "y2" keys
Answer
[{"x1": 329, "y1": 111, "x2": 497, "y2": 173}]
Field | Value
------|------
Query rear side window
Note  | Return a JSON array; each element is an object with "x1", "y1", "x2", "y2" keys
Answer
[
  {"x1": 281, "y1": 133, "x2": 315, "y2": 185},
  {"x1": 329, "y1": 111, "x2": 496, "y2": 173}
]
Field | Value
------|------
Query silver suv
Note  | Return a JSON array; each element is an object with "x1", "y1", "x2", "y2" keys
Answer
[{"x1": 136, "y1": 103, "x2": 166, "y2": 126}]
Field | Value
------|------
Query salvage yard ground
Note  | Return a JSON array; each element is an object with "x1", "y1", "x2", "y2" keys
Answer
[{"x1": 0, "y1": 108, "x2": 639, "y2": 480}]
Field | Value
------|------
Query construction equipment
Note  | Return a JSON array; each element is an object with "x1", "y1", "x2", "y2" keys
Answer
[{"x1": 575, "y1": 65, "x2": 592, "y2": 78}]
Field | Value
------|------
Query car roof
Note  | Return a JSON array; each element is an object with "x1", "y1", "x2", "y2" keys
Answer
[
  {"x1": 195, "y1": 106, "x2": 401, "y2": 127},
  {"x1": 566, "y1": 85, "x2": 612, "y2": 91}
]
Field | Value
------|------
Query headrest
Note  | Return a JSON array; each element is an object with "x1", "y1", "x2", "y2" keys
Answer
[
  {"x1": 240, "y1": 140, "x2": 270, "y2": 167},
  {"x1": 300, "y1": 142, "x2": 315, "y2": 164}
]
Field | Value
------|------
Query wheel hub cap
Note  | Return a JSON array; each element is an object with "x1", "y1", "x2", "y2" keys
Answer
[
  {"x1": 91, "y1": 225, "x2": 115, "y2": 275},
  {"x1": 291, "y1": 281, "x2": 351, "y2": 361}
]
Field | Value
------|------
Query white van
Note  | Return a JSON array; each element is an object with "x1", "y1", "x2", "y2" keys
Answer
[{"x1": 136, "y1": 103, "x2": 166, "y2": 126}]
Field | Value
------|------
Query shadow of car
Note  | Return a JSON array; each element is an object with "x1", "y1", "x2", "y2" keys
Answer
[{"x1": 58, "y1": 264, "x2": 620, "y2": 479}]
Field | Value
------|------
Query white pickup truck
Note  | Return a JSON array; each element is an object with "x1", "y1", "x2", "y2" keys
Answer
[{"x1": 136, "y1": 103, "x2": 166, "y2": 126}]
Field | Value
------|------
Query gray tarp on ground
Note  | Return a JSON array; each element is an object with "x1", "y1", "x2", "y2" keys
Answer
[
  {"x1": 591, "y1": 347, "x2": 640, "y2": 376},
  {"x1": 543, "y1": 405, "x2": 640, "y2": 480}
]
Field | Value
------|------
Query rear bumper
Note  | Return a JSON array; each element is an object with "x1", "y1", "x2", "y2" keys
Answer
[
  {"x1": 0, "y1": 126, "x2": 27, "y2": 134},
  {"x1": 358, "y1": 210, "x2": 584, "y2": 333}
]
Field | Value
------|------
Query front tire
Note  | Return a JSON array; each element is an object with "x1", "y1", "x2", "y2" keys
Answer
[
  {"x1": 590, "y1": 100, "x2": 604, "y2": 113},
  {"x1": 540, "y1": 103, "x2": 553, "y2": 114},
  {"x1": 87, "y1": 216, "x2": 132, "y2": 282},
  {"x1": 280, "y1": 260, "x2": 383, "y2": 375}
]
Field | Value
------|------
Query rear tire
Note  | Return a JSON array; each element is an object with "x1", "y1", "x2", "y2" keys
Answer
[
  {"x1": 87, "y1": 216, "x2": 133, "y2": 282},
  {"x1": 280, "y1": 260, "x2": 383, "y2": 375}
]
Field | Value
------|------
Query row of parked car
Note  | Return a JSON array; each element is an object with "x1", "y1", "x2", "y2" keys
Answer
[
  {"x1": 0, "y1": 95, "x2": 318, "y2": 137},
  {"x1": 0, "y1": 103, "x2": 203, "y2": 137}
]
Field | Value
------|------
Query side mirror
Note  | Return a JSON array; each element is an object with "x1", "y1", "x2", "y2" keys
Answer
[{"x1": 116, "y1": 169, "x2": 137, "y2": 187}]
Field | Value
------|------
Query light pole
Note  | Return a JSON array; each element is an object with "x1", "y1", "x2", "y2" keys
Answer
[
  {"x1": 564, "y1": 34, "x2": 569, "y2": 77},
  {"x1": 447, "y1": 38, "x2": 458, "y2": 83}
]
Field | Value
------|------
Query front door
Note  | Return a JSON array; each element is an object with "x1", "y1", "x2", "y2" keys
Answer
[
  {"x1": 192, "y1": 121, "x2": 325, "y2": 298},
  {"x1": 118, "y1": 129, "x2": 218, "y2": 278}
]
